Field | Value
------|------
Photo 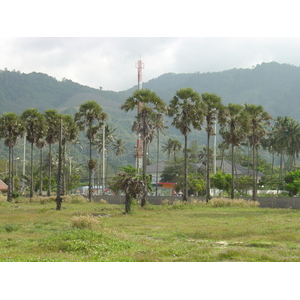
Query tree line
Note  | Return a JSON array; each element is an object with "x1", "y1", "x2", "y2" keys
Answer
[{"x1": 1, "y1": 87, "x2": 300, "y2": 211}]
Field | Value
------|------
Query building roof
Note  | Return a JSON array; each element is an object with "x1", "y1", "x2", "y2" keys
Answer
[
  {"x1": 0, "y1": 179, "x2": 8, "y2": 191},
  {"x1": 216, "y1": 159, "x2": 265, "y2": 177},
  {"x1": 146, "y1": 161, "x2": 166, "y2": 173}
]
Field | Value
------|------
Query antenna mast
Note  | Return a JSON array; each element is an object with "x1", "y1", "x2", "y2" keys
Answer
[{"x1": 135, "y1": 58, "x2": 144, "y2": 171}]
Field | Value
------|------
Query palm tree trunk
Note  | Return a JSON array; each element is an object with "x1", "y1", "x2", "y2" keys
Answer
[
  {"x1": 30, "y1": 142, "x2": 34, "y2": 199},
  {"x1": 11, "y1": 146, "x2": 15, "y2": 193},
  {"x1": 56, "y1": 117, "x2": 63, "y2": 210},
  {"x1": 88, "y1": 137, "x2": 92, "y2": 202},
  {"x1": 252, "y1": 144, "x2": 257, "y2": 201},
  {"x1": 7, "y1": 146, "x2": 12, "y2": 202},
  {"x1": 48, "y1": 143, "x2": 52, "y2": 196},
  {"x1": 62, "y1": 143, "x2": 65, "y2": 196},
  {"x1": 39, "y1": 148, "x2": 43, "y2": 196},
  {"x1": 231, "y1": 143, "x2": 235, "y2": 199},
  {"x1": 183, "y1": 134, "x2": 188, "y2": 202},
  {"x1": 141, "y1": 139, "x2": 147, "y2": 207},
  {"x1": 206, "y1": 131, "x2": 211, "y2": 203},
  {"x1": 155, "y1": 129, "x2": 159, "y2": 196}
]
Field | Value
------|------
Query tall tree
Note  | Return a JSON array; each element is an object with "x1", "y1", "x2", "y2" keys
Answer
[
  {"x1": 75, "y1": 100, "x2": 107, "y2": 202},
  {"x1": 61, "y1": 114, "x2": 78, "y2": 195},
  {"x1": 0, "y1": 113, "x2": 25, "y2": 202},
  {"x1": 44, "y1": 109, "x2": 60, "y2": 196},
  {"x1": 162, "y1": 138, "x2": 182, "y2": 161},
  {"x1": 113, "y1": 138, "x2": 126, "y2": 170},
  {"x1": 36, "y1": 138, "x2": 47, "y2": 196},
  {"x1": 168, "y1": 88, "x2": 203, "y2": 201},
  {"x1": 21, "y1": 108, "x2": 46, "y2": 199},
  {"x1": 121, "y1": 89, "x2": 166, "y2": 207},
  {"x1": 201, "y1": 93, "x2": 223, "y2": 202},
  {"x1": 154, "y1": 113, "x2": 166, "y2": 195},
  {"x1": 244, "y1": 103, "x2": 272, "y2": 200},
  {"x1": 219, "y1": 103, "x2": 247, "y2": 199}
]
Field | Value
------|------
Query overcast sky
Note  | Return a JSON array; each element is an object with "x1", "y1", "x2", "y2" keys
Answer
[{"x1": 1, "y1": 1, "x2": 300, "y2": 92}]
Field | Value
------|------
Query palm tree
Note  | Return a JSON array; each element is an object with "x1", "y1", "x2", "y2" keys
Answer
[
  {"x1": 244, "y1": 103, "x2": 272, "y2": 200},
  {"x1": 168, "y1": 88, "x2": 203, "y2": 202},
  {"x1": 219, "y1": 103, "x2": 247, "y2": 199},
  {"x1": 113, "y1": 138, "x2": 126, "y2": 169},
  {"x1": 121, "y1": 89, "x2": 166, "y2": 207},
  {"x1": 21, "y1": 108, "x2": 46, "y2": 199},
  {"x1": 0, "y1": 112, "x2": 25, "y2": 202},
  {"x1": 44, "y1": 109, "x2": 60, "y2": 196},
  {"x1": 75, "y1": 101, "x2": 107, "y2": 202},
  {"x1": 153, "y1": 113, "x2": 166, "y2": 196},
  {"x1": 201, "y1": 93, "x2": 223, "y2": 202},
  {"x1": 61, "y1": 114, "x2": 78, "y2": 195},
  {"x1": 274, "y1": 117, "x2": 300, "y2": 172},
  {"x1": 162, "y1": 138, "x2": 182, "y2": 161},
  {"x1": 113, "y1": 171, "x2": 144, "y2": 213},
  {"x1": 36, "y1": 138, "x2": 47, "y2": 196}
]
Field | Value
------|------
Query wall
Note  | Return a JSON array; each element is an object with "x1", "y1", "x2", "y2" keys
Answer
[{"x1": 93, "y1": 195, "x2": 300, "y2": 209}]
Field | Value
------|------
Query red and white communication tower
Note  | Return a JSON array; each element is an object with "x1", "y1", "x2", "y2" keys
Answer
[{"x1": 135, "y1": 58, "x2": 144, "y2": 170}]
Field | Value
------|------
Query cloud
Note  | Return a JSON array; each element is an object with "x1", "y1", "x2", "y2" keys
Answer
[{"x1": 1, "y1": 37, "x2": 300, "y2": 91}]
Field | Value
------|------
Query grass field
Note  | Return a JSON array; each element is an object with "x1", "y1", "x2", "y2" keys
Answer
[{"x1": 1, "y1": 194, "x2": 300, "y2": 262}]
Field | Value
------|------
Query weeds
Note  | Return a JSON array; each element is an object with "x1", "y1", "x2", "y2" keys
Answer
[
  {"x1": 71, "y1": 214, "x2": 99, "y2": 229},
  {"x1": 209, "y1": 198, "x2": 259, "y2": 208}
]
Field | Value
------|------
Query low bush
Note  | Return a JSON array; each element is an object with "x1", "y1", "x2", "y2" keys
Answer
[{"x1": 71, "y1": 215, "x2": 99, "y2": 229}]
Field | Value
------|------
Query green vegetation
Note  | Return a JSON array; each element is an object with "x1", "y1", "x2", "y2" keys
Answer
[{"x1": 1, "y1": 194, "x2": 300, "y2": 262}]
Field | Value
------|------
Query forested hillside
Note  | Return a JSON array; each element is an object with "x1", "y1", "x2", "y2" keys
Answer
[{"x1": 1, "y1": 61, "x2": 300, "y2": 168}]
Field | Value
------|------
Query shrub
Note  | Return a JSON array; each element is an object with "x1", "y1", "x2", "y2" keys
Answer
[
  {"x1": 71, "y1": 215, "x2": 99, "y2": 229},
  {"x1": 99, "y1": 199, "x2": 107, "y2": 204}
]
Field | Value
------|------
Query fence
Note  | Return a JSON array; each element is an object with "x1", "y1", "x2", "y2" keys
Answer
[{"x1": 92, "y1": 195, "x2": 300, "y2": 209}]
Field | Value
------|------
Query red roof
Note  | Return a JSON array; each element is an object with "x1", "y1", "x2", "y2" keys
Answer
[{"x1": 0, "y1": 180, "x2": 8, "y2": 191}]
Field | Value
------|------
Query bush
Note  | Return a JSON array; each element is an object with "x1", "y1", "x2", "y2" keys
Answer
[{"x1": 71, "y1": 215, "x2": 99, "y2": 229}]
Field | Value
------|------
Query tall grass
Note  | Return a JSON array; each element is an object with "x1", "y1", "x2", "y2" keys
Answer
[{"x1": 209, "y1": 198, "x2": 259, "y2": 208}]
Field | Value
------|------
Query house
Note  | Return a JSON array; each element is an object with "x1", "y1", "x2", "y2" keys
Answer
[
  {"x1": 0, "y1": 179, "x2": 8, "y2": 192},
  {"x1": 191, "y1": 159, "x2": 265, "y2": 182},
  {"x1": 216, "y1": 159, "x2": 265, "y2": 181},
  {"x1": 146, "y1": 161, "x2": 166, "y2": 183}
]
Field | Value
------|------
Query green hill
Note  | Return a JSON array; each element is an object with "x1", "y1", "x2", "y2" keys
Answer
[{"x1": 1, "y1": 62, "x2": 300, "y2": 167}]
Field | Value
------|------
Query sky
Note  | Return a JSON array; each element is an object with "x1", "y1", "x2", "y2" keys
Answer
[
  {"x1": 1, "y1": 1, "x2": 300, "y2": 92},
  {"x1": 2, "y1": 36, "x2": 300, "y2": 92}
]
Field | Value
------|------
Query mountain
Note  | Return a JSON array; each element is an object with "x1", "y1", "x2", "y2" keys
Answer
[
  {"x1": 1, "y1": 61, "x2": 299, "y2": 119},
  {"x1": 1, "y1": 62, "x2": 300, "y2": 166}
]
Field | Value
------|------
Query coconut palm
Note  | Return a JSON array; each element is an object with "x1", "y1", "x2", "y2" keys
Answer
[
  {"x1": 44, "y1": 109, "x2": 60, "y2": 196},
  {"x1": 21, "y1": 108, "x2": 46, "y2": 199},
  {"x1": 121, "y1": 89, "x2": 166, "y2": 207},
  {"x1": 0, "y1": 113, "x2": 25, "y2": 201},
  {"x1": 75, "y1": 101, "x2": 107, "y2": 202},
  {"x1": 219, "y1": 103, "x2": 247, "y2": 199},
  {"x1": 244, "y1": 103, "x2": 272, "y2": 200},
  {"x1": 168, "y1": 88, "x2": 203, "y2": 201},
  {"x1": 201, "y1": 93, "x2": 223, "y2": 202}
]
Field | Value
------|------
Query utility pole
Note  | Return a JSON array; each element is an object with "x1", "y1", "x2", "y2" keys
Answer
[{"x1": 135, "y1": 58, "x2": 144, "y2": 173}]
